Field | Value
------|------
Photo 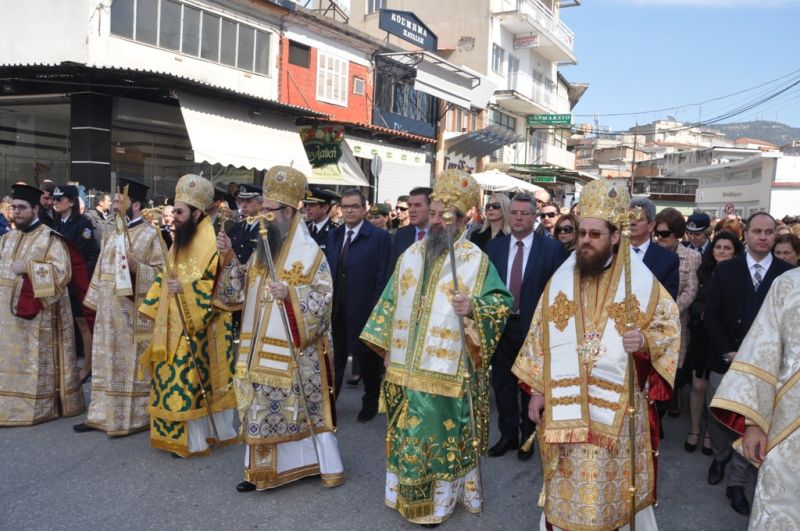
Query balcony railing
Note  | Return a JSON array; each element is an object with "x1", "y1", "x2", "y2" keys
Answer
[
  {"x1": 491, "y1": 0, "x2": 575, "y2": 53},
  {"x1": 506, "y1": 74, "x2": 565, "y2": 112}
]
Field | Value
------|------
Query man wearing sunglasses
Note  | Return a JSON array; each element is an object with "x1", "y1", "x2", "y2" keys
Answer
[
  {"x1": 534, "y1": 202, "x2": 560, "y2": 239},
  {"x1": 393, "y1": 195, "x2": 410, "y2": 229},
  {"x1": 513, "y1": 179, "x2": 680, "y2": 531}
]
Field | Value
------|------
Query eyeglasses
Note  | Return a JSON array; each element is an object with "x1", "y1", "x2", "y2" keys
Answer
[
  {"x1": 485, "y1": 202, "x2": 502, "y2": 211},
  {"x1": 510, "y1": 210, "x2": 534, "y2": 217},
  {"x1": 577, "y1": 229, "x2": 610, "y2": 240},
  {"x1": 539, "y1": 212, "x2": 558, "y2": 219},
  {"x1": 654, "y1": 230, "x2": 673, "y2": 239},
  {"x1": 555, "y1": 225, "x2": 574, "y2": 235},
  {"x1": 340, "y1": 203, "x2": 363, "y2": 211},
  {"x1": 396, "y1": 206, "x2": 408, "y2": 212}
]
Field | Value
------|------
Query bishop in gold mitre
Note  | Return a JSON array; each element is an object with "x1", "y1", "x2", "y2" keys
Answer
[
  {"x1": 512, "y1": 178, "x2": 680, "y2": 531},
  {"x1": 213, "y1": 166, "x2": 345, "y2": 492},
  {"x1": 360, "y1": 170, "x2": 512, "y2": 525},
  {"x1": 139, "y1": 174, "x2": 237, "y2": 457}
]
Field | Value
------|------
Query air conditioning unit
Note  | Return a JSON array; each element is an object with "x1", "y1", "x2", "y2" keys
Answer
[{"x1": 353, "y1": 78, "x2": 365, "y2": 95}]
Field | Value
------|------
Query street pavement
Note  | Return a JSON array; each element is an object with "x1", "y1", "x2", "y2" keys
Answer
[{"x1": 1, "y1": 365, "x2": 752, "y2": 531}]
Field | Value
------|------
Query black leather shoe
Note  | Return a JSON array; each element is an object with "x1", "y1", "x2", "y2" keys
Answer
[
  {"x1": 726, "y1": 486, "x2": 750, "y2": 516},
  {"x1": 487, "y1": 437, "x2": 518, "y2": 457},
  {"x1": 517, "y1": 445, "x2": 535, "y2": 461},
  {"x1": 72, "y1": 422, "x2": 94, "y2": 433},
  {"x1": 357, "y1": 408, "x2": 377, "y2": 423},
  {"x1": 346, "y1": 376, "x2": 362, "y2": 386},
  {"x1": 707, "y1": 454, "x2": 732, "y2": 485},
  {"x1": 236, "y1": 481, "x2": 256, "y2": 493}
]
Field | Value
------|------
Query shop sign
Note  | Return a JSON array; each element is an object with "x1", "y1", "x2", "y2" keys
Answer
[
  {"x1": 527, "y1": 114, "x2": 572, "y2": 126},
  {"x1": 513, "y1": 34, "x2": 540, "y2": 49},
  {"x1": 300, "y1": 126, "x2": 344, "y2": 168},
  {"x1": 379, "y1": 9, "x2": 438, "y2": 52},
  {"x1": 533, "y1": 175, "x2": 556, "y2": 183}
]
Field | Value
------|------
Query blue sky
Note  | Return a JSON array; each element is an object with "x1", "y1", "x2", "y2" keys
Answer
[{"x1": 559, "y1": 0, "x2": 800, "y2": 132}]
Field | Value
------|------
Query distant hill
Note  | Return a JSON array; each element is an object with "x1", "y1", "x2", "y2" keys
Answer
[{"x1": 715, "y1": 120, "x2": 800, "y2": 146}]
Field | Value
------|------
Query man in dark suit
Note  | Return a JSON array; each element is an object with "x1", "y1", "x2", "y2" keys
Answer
[
  {"x1": 226, "y1": 184, "x2": 261, "y2": 265},
  {"x1": 389, "y1": 186, "x2": 432, "y2": 270},
  {"x1": 629, "y1": 197, "x2": 679, "y2": 300},
  {"x1": 305, "y1": 187, "x2": 339, "y2": 252},
  {"x1": 704, "y1": 212, "x2": 793, "y2": 516},
  {"x1": 326, "y1": 189, "x2": 392, "y2": 422},
  {"x1": 684, "y1": 212, "x2": 712, "y2": 256},
  {"x1": 486, "y1": 193, "x2": 567, "y2": 459}
]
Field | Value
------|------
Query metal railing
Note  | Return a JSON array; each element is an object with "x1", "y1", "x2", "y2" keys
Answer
[{"x1": 492, "y1": 0, "x2": 575, "y2": 52}]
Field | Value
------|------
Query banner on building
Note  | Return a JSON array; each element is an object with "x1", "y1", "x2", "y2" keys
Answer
[
  {"x1": 513, "y1": 34, "x2": 540, "y2": 49},
  {"x1": 300, "y1": 126, "x2": 345, "y2": 168}
]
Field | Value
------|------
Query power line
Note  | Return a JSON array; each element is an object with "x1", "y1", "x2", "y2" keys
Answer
[{"x1": 573, "y1": 67, "x2": 800, "y2": 118}]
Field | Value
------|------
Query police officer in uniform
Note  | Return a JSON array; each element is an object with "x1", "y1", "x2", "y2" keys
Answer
[
  {"x1": 304, "y1": 187, "x2": 340, "y2": 251},
  {"x1": 226, "y1": 183, "x2": 262, "y2": 264}
]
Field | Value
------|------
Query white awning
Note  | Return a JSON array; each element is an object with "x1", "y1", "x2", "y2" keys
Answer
[
  {"x1": 177, "y1": 91, "x2": 312, "y2": 175},
  {"x1": 309, "y1": 141, "x2": 370, "y2": 187},
  {"x1": 378, "y1": 51, "x2": 496, "y2": 110},
  {"x1": 472, "y1": 169, "x2": 543, "y2": 194}
]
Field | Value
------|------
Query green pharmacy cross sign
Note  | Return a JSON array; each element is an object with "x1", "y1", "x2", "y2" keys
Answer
[{"x1": 527, "y1": 114, "x2": 572, "y2": 126}]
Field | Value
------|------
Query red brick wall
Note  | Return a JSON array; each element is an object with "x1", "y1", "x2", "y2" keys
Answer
[{"x1": 278, "y1": 37, "x2": 373, "y2": 123}]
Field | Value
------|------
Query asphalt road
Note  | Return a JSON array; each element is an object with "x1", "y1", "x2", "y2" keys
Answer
[{"x1": 1, "y1": 366, "x2": 752, "y2": 530}]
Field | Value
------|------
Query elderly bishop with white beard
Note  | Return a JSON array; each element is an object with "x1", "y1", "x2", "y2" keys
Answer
[{"x1": 213, "y1": 166, "x2": 344, "y2": 492}]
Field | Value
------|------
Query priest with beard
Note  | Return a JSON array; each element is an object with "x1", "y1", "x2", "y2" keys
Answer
[
  {"x1": 360, "y1": 170, "x2": 512, "y2": 525},
  {"x1": 512, "y1": 178, "x2": 681, "y2": 531},
  {"x1": 213, "y1": 166, "x2": 344, "y2": 492},
  {"x1": 138, "y1": 174, "x2": 237, "y2": 457},
  {"x1": 0, "y1": 183, "x2": 85, "y2": 425},
  {"x1": 74, "y1": 178, "x2": 165, "y2": 436}
]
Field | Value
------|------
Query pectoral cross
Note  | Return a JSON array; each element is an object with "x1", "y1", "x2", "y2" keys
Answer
[{"x1": 578, "y1": 331, "x2": 606, "y2": 372}]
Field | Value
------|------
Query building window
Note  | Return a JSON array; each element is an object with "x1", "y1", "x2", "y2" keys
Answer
[
  {"x1": 491, "y1": 109, "x2": 517, "y2": 132},
  {"x1": 159, "y1": 0, "x2": 181, "y2": 51},
  {"x1": 367, "y1": 0, "x2": 387, "y2": 14},
  {"x1": 110, "y1": 0, "x2": 271, "y2": 76},
  {"x1": 182, "y1": 5, "x2": 201, "y2": 56},
  {"x1": 507, "y1": 55, "x2": 519, "y2": 90},
  {"x1": 317, "y1": 52, "x2": 348, "y2": 106},
  {"x1": 135, "y1": 0, "x2": 158, "y2": 45},
  {"x1": 201, "y1": 12, "x2": 220, "y2": 61},
  {"x1": 492, "y1": 44, "x2": 505, "y2": 75},
  {"x1": 220, "y1": 18, "x2": 237, "y2": 67},
  {"x1": 288, "y1": 40, "x2": 311, "y2": 68},
  {"x1": 237, "y1": 26, "x2": 255, "y2": 71},
  {"x1": 353, "y1": 77, "x2": 366, "y2": 95}
]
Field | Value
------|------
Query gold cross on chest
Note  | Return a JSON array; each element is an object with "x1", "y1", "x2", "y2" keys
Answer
[{"x1": 577, "y1": 331, "x2": 606, "y2": 371}]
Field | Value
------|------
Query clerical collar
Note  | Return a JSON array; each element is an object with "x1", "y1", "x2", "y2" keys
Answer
[
  {"x1": 128, "y1": 217, "x2": 143, "y2": 229},
  {"x1": 21, "y1": 218, "x2": 42, "y2": 233}
]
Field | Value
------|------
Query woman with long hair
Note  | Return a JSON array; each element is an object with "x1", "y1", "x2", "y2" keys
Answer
[
  {"x1": 470, "y1": 193, "x2": 510, "y2": 251},
  {"x1": 554, "y1": 213, "x2": 579, "y2": 253},
  {"x1": 684, "y1": 231, "x2": 743, "y2": 454}
]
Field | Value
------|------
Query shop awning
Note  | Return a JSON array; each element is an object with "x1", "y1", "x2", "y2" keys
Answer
[
  {"x1": 378, "y1": 51, "x2": 495, "y2": 110},
  {"x1": 445, "y1": 125, "x2": 524, "y2": 158},
  {"x1": 472, "y1": 169, "x2": 543, "y2": 194},
  {"x1": 177, "y1": 91, "x2": 312, "y2": 174},
  {"x1": 309, "y1": 141, "x2": 370, "y2": 187}
]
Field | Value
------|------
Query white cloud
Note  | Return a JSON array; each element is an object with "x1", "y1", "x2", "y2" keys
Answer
[{"x1": 617, "y1": 0, "x2": 798, "y2": 7}]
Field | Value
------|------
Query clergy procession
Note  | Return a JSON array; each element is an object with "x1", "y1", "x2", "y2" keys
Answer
[{"x1": 1, "y1": 169, "x2": 799, "y2": 531}]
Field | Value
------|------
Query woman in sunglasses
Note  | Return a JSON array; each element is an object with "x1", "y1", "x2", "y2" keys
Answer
[
  {"x1": 470, "y1": 193, "x2": 510, "y2": 251},
  {"x1": 654, "y1": 208, "x2": 702, "y2": 439},
  {"x1": 554, "y1": 213, "x2": 579, "y2": 253}
]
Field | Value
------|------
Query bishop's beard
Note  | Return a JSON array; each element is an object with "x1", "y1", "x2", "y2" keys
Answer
[
  {"x1": 424, "y1": 224, "x2": 457, "y2": 274},
  {"x1": 254, "y1": 214, "x2": 290, "y2": 267},
  {"x1": 576, "y1": 240, "x2": 614, "y2": 278},
  {"x1": 173, "y1": 216, "x2": 198, "y2": 251}
]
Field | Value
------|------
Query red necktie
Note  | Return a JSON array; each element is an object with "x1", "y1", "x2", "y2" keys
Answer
[
  {"x1": 509, "y1": 241, "x2": 524, "y2": 313},
  {"x1": 417, "y1": 230, "x2": 425, "y2": 241}
]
